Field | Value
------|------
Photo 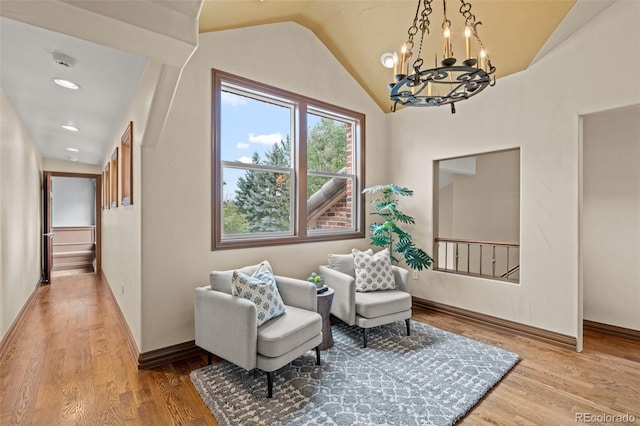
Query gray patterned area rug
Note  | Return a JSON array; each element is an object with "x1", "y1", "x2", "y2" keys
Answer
[{"x1": 190, "y1": 321, "x2": 519, "y2": 426}]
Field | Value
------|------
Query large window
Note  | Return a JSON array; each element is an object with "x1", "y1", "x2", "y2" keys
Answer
[{"x1": 212, "y1": 70, "x2": 365, "y2": 249}]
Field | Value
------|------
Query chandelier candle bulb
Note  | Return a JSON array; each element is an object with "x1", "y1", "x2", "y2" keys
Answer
[
  {"x1": 400, "y1": 44, "x2": 408, "y2": 75},
  {"x1": 393, "y1": 52, "x2": 398, "y2": 76},
  {"x1": 443, "y1": 27, "x2": 451, "y2": 58},
  {"x1": 465, "y1": 27, "x2": 472, "y2": 59},
  {"x1": 480, "y1": 49, "x2": 487, "y2": 71}
]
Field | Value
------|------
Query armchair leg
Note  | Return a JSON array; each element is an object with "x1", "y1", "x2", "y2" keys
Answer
[
  {"x1": 405, "y1": 318, "x2": 411, "y2": 336},
  {"x1": 362, "y1": 328, "x2": 368, "y2": 348},
  {"x1": 266, "y1": 371, "x2": 274, "y2": 398},
  {"x1": 315, "y1": 344, "x2": 321, "y2": 365}
]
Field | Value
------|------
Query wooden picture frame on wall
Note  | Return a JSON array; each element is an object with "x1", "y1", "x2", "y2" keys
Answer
[
  {"x1": 121, "y1": 121, "x2": 133, "y2": 206},
  {"x1": 104, "y1": 163, "x2": 111, "y2": 209},
  {"x1": 101, "y1": 171, "x2": 106, "y2": 209},
  {"x1": 110, "y1": 147, "x2": 118, "y2": 208}
]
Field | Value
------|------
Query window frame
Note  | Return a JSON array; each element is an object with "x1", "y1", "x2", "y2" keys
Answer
[{"x1": 212, "y1": 69, "x2": 366, "y2": 250}]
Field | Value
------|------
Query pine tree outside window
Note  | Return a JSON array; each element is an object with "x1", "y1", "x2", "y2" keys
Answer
[{"x1": 212, "y1": 70, "x2": 365, "y2": 249}]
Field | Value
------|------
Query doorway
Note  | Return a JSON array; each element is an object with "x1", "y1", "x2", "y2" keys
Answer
[
  {"x1": 579, "y1": 104, "x2": 640, "y2": 349},
  {"x1": 43, "y1": 171, "x2": 102, "y2": 283}
]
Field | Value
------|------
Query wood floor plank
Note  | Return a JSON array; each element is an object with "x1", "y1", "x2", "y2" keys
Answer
[{"x1": 1, "y1": 273, "x2": 638, "y2": 425}]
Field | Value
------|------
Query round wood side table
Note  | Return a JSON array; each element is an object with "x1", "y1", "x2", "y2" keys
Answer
[{"x1": 316, "y1": 287, "x2": 335, "y2": 350}]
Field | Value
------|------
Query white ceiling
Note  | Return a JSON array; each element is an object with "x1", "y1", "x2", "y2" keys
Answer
[{"x1": 0, "y1": 16, "x2": 147, "y2": 165}]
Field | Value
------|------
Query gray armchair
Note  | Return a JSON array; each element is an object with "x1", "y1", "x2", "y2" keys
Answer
[
  {"x1": 195, "y1": 262, "x2": 322, "y2": 398},
  {"x1": 319, "y1": 255, "x2": 412, "y2": 347}
]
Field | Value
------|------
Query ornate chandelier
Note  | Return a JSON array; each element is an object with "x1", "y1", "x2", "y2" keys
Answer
[{"x1": 388, "y1": 0, "x2": 496, "y2": 113}]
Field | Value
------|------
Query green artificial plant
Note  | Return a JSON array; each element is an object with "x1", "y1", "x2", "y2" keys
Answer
[{"x1": 363, "y1": 184, "x2": 433, "y2": 271}]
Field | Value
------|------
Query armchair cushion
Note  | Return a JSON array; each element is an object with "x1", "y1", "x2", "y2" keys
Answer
[
  {"x1": 328, "y1": 249, "x2": 372, "y2": 277},
  {"x1": 257, "y1": 305, "x2": 322, "y2": 358},
  {"x1": 353, "y1": 248, "x2": 396, "y2": 292},
  {"x1": 355, "y1": 290, "x2": 412, "y2": 319},
  {"x1": 231, "y1": 263, "x2": 286, "y2": 326}
]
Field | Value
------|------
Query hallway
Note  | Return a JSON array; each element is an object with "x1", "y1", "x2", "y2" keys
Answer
[{"x1": 0, "y1": 274, "x2": 214, "y2": 425}]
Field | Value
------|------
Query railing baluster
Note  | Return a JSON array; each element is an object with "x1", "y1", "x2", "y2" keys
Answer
[
  {"x1": 492, "y1": 245, "x2": 496, "y2": 277},
  {"x1": 445, "y1": 242, "x2": 448, "y2": 271},
  {"x1": 433, "y1": 238, "x2": 519, "y2": 283},
  {"x1": 455, "y1": 243, "x2": 459, "y2": 272}
]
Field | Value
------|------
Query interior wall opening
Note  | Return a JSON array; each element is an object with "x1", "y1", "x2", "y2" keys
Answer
[{"x1": 433, "y1": 148, "x2": 521, "y2": 283}]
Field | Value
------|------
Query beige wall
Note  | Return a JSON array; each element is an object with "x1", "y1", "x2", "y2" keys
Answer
[
  {"x1": 582, "y1": 105, "x2": 640, "y2": 331},
  {"x1": 139, "y1": 22, "x2": 388, "y2": 352},
  {"x1": 389, "y1": 0, "x2": 640, "y2": 342},
  {"x1": 0, "y1": 89, "x2": 43, "y2": 338},
  {"x1": 100, "y1": 61, "x2": 166, "y2": 349}
]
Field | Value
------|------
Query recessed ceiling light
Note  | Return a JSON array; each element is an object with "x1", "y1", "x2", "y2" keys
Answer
[
  {"x1": 53, "y1": 78, "x2": 80, "y2": 90},
  {"x1": 380, "y1": 52, "x2": 395, "y2": 69},
  {"x1": 66, "y1": 147, "x2": 79, "y2": 152},
  {"x1": 62, "y1": 124, "x2": 79, "y2": 132}
]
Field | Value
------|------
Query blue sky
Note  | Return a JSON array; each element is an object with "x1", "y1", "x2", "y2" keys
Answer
[{"x1": 220, "y1": 91, "x2": 321, "y2": 199}]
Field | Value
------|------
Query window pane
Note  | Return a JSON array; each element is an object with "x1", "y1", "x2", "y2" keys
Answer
[
  {"x1": 223, "y1": 166, "x2": 292, "y2": 236},
  {"x1": 307, "y1": 113, "x2": 350, "y2": 174},
  {"x1": 307, "y1": 175, "x2": 354, "y2": 232},
  {"x1": 220, "y1": 89, "x2": 292, "y2": 167}
]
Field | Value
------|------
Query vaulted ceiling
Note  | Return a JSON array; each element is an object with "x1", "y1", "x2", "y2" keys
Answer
[
  {"x1": 199, "y1": 0, "x2": 577, "y2": 111},
  {"x1": 1, "y1": 0, "x2": 617, "y2": 167}
]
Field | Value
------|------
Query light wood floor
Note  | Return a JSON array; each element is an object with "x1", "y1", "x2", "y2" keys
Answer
[
  {"x1": 51, "y1": 267, "x2": 95, "y2": 278},
  {"x1": 1, "y1": 273, "x2": 638, "y2": 425}
]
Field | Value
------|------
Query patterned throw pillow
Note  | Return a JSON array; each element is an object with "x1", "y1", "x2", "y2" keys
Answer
[
  {"x1": 231, "y1": 263, "x2": 286, "y2": 326},
  {"x1": 353, "y1": 248, "x2": 396, "y2": 292}
]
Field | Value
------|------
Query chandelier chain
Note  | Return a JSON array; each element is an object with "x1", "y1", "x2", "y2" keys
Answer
[
  {"x1": 414, "y1": 0, "x2": 434, "y2": 70},
  {"x1": 406, "y1": 0, "x2": 422, "y2": 53},
  {"x1": 459, "y1": 0, "x2": 487, "y2": 52},
  {"x1": 459, "y1": 0, "x2": 476, "y2": 26}
]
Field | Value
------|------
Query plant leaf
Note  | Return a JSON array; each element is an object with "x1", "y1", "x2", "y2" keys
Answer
[
  {"x1": 374, "y1": 201, "x2": 397, "y2": 212},
  {"x1": 392, "y1": 211, "x2": 415, "y2": 225}
]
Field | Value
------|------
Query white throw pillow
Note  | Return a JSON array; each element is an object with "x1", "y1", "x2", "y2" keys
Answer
[
  {"x1": 353, "y1": 248, "x2": 396, "y2": 292},
  {"x1": 231, "y1": 262, "x2": 286, "y2": 326}
]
